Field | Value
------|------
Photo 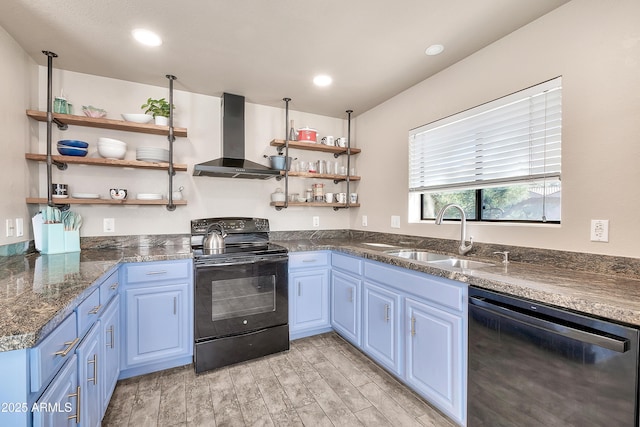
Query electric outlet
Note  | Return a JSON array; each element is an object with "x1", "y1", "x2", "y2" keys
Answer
[
  {"x1": 590, "y1": 219, "x2": 609, "y2": 242},
  {"x1": 391, "y1": 215, "x2": 401, "y2": 228},
  {"x1": 5, "y1": 219, "x2": 14, "y2": 237},
  {"x1": 103, "y1": 218, "x2": 115, "y2": 233},
  {"x1": 15, "y1": 218, "x2": 24, "y2": 237},
  {"x1": 312, "y1": 216, "x2": 320, "y2": 227},
  {"x1": 362, "y1": 215, "x2": 368, "y2": 227}
]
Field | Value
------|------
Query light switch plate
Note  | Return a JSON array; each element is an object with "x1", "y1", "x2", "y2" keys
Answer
[
  {"x1": 312, "y1": 216, "x2": 320, "y2": 227},
  {"x1": 15, "y1": 218, "x2": 23, "y2": 237},
  {"x1": 391, "y1": 215, "x2": 401, "y2": 228},
  {"x1": 362, "y1": 215, "x2": 368, "y2": 227},
  {"x1": 104, "y1": 218, "x2": 115, "y2": 233}
]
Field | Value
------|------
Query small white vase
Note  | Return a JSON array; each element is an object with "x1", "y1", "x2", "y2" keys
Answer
[{"x1": 154, "y1": 116, "x2": 169, "y2": 126}]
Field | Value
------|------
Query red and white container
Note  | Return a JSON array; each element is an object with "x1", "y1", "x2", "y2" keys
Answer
[{"x1": 297, "y1": 127, "x2": 317, "y2": 143}]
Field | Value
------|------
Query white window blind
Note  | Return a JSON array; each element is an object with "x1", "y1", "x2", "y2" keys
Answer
[{"x1": 409, "y1": 77, "x2": 561, "y2": 192}]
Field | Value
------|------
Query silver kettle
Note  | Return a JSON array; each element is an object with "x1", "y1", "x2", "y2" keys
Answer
[{"x1": 203, "y1": 223, "x2": 227, "y2": 254}]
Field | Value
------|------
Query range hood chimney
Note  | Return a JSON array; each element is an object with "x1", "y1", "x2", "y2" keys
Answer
[{"x1": 193, "y1": 93, "x2": 280, "y2": 179}]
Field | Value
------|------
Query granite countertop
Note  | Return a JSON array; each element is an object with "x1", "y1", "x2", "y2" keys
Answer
[
  {"x1": 3, "y1": 236, "x2": 640, "y2": 353},
  {"x1": 0, "y1": 245, "x2": 192, "y2": 352},
  {"x1": 275, "y1": 238, "x2": 640, "y2": 327}
]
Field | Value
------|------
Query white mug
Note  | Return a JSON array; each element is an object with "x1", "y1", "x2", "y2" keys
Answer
[
  {"x1": 336, "y1": 137, "x2": 348, "y2": 147},
  {"x1": 321, "y1": 136, "x2": 335, "y2": 146},
  {"x1": 350, "y1": 193, "x2": 358, "y2": 204},
  {"x1": 324, "y1": 192, "x2": 335, "y2": 203},
  {"x1": 336, "y1": 192, "x2": 347, "y2": 203}
]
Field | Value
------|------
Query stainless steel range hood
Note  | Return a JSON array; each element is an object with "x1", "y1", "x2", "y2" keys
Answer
[{"x1": 193, "y1": 93, "x2": 280, "y2": 179}]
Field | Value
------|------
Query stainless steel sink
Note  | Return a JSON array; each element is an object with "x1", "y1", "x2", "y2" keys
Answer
[
  {"x1": 384, "y1": 249, "x2": 493, "y2": 269},
  {"x1": 383, "y1": 249, "x2": 452, "y2": 262},
  {"x1": 427, "y1": 258, "x2": 494, "y2": 269}
]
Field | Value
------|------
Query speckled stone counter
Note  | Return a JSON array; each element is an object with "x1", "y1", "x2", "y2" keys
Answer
[
  {"x1": 0, "y1": 244, "x2": 192, "y2": 352},
  {"x1": 274, "y1": 237, "x2": 640, "y2": 328},
  {"x1": 4, "y1": 231, "x2": 640, "y2": 353}
]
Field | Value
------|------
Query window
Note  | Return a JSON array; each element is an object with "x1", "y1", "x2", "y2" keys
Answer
[{"x1": 409, "y1": 77, "x2": 561, "y2": 223}]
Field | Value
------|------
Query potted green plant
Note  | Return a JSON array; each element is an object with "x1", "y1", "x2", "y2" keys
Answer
[{"x1": 141, "y1": 97, "x2": 173, "y2": 125}]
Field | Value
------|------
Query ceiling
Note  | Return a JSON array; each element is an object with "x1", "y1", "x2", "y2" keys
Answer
[{"x1": 0, "y1": 0, "x2": 569, "y2": 118}]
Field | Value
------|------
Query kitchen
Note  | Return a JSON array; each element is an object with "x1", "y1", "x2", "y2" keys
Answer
[{"x1": 1, "y1": 0, "x2": 640, "y2": 426}]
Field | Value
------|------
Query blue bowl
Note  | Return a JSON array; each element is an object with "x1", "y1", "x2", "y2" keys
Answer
[
  {"x1": 58, "y1": 139, "x2": 89, "y2": 148},
  {"x1": 57, "y1": 146, "x2": 88, "y2": 157}
]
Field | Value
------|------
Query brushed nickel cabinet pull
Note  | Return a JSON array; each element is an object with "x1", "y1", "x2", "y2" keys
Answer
[
  {"x1": 88, "y1": 304, "x2": 102, "y2": 315},
  {"x1": 384, "y1": 304, "x2": 390, "y2": 322},
  {"x1": 411, "y1": 316, "x2": 416, "y2": 337},
  {"x1": 349, "y1": 288, "x2": 353, "y2": 303},
  {"x1": 67, "y1": 385, "x2": 80, "y2": 423},
  {"x1": 109, "y1": 282, "x2": 119, "y2": 290},
  {"x1": 146, "y1": 270, "x2": 168, "y2": 275},
  {"x1": 87, "y1": 354, "x2": 98, "y2": 385},
  {"x1": 297, "y1": 282, "x2": 301, "y2": 297},
  {"x1": 106, "y1": 326, "x2": 115, "y2": 349},
  {"x1": 174, "y1": 297, "x2": 177, "y2": 315},
  {"x1": 54, "y1": 337, "x2": 80, "y2": 357}
]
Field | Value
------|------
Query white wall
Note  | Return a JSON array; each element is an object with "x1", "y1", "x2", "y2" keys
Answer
[
  {"x1": 351, "y1": 0, "x2": 640, "y2": 258},
  {"x1": 0, "y1": 26, "x2": 37, "y2": 246},
  {"x1": 28, "y1": 69, "x2": 353, "y2": 237}
]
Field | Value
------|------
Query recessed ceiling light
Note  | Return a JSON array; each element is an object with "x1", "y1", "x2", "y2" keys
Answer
[
  {"x1": 132, "y1": 29, "x2": 162, "y2": 47},
  {"x1": 313, "y1": 75, "x2": 333, "y2": 87},
  {"x1": 425, "y1": 44, "x2": 444, "y2": 56}
]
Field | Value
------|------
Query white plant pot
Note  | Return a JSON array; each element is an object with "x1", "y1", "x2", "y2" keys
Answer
[{"x1": 154, "y1": 116, "x2": 169, "y2": 126}]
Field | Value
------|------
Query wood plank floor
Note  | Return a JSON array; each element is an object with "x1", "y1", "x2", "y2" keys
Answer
[{"x1": 103, "y1": 332, "x2": 457, "y2": 426}]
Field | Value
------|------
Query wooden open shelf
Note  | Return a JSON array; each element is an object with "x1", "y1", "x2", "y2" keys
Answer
[
  {"x1": 281, "y1": 171, "x2": 360, "y2": 181},
  {"x1": 25, "y1": 153, "x2": 188, "y2": 172},
  {"x1": 270, "y1": 139, "x2": 361, "y2": 155},
  {"x1": 270, "y1": 201, "x2": 360, "y2": 208},
  {"x1": 26, "y1": 197, "x2": 187, "y2": 206},
  {"x1": 26, "y1": 110, "x2": 188, "y2": 137}
]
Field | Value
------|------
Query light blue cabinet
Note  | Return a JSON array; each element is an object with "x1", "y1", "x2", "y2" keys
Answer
[
  {"x1": 289, "y1": 261, "x2": 331, "y2": 339},
  {"x1": 405, "y1": 297, "x2": 463, "y2": 423},
  {"x1": 76, "y1": 322, "x2": 101, "y2": 427},
  {"x1": 362, "y1": 281, "x2": 401, "y2": 375},
  {"x1": 330, "y1": 270, "x2": 361, "y2": 346},
  {"x1": 120, "y1": 259, "x2": 193, "y2": 379},
  {"x1": 101, "y1": 295, "x2": 120, "y2": 413},
  {"x1": 32, "y1": 355, "x2": 79, "y2": 427}
]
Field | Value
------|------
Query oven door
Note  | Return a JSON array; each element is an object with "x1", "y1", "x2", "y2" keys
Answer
[{"x1": 194, "y1": 254, "x2": 288, "y2": 342}]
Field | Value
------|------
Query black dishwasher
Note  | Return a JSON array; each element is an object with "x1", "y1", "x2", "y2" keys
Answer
[{"x1": 468, "y1": 287, "x2": 639, "y2": 427}]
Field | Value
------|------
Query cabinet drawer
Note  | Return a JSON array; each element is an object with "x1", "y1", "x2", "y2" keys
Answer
[
  {"x1": 99, "y1": 269, "x2": 120, "y2": 304},
  {"x1": 365, "y1": 261, "x2": 464, "y2": 312},
  {"x1": 76, "y1": 288, "x2": 101, "y2": 335},
  {"x1": 332, "y1": 252, "x2": 363, "y2": 275},
  {"x1": 289, "y1": 251, "x2": 330, "y2": 269},
  {"x1": 30, "y1": 313, "x2": 78, "y2": 393},
  {"x1": 124, "y1": 261, "x2": 190, "y2": 284}
]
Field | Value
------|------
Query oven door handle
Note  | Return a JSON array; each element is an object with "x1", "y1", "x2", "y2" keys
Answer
[{"x1": 195, "y1": 255, "x2": 288, "y2": 267}]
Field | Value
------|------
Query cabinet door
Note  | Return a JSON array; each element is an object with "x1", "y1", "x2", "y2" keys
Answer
[
  {"x1": 32, "y1": 356, "x2": 79, "y2": 427},
  {"x1": 101, "y1": 295, "x2": 120, "y2": 416},
  {"x1": 125, "y1": 283, "x2": 190, "y2": 367},
  {"x1": 363, "y1": 281, "x2": 401, "y2": 375},
  {"x1": 289, "y1": 268, "x2": 330, "y2": 335},
  {"x1": 76, "y1": 322, "x2": 101, "y2": 427},
  {"x1": 330, "y1": 270, "x2": 361, "y2": 346},
  {"x1": 405, "y1": 298, "x2": 463, "y2": 423}
]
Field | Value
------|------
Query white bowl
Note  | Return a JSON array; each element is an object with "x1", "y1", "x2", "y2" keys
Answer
[
  {"x1": 98, "y1": 137, "x2": 126, "y2": 146},
  {"x1": 121, "y1": 113, "x2": 153, "y2": 124},
  {"x1": 98, "y1": 144, "x2": 126, "y2": 159}
]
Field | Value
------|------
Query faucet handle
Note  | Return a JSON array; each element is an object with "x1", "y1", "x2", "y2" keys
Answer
[{"x1": 493, "y1": 251, "x2": 509, "y2": 264}]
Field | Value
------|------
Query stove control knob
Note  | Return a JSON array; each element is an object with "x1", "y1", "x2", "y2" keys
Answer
[{"x1": 237, "y1": 220, "x2": 245, "y2": 229}]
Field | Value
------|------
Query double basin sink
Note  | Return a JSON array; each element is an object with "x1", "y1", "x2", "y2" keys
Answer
[{"x1": 382, "y1": 249, "x2": 494, "y2": 269}]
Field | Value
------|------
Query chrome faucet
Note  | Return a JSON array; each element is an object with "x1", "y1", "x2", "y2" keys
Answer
[{"x1": 435, "y1": 203, "x2": 473, "y2": 255}]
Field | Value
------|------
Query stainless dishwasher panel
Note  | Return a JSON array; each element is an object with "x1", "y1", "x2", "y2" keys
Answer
[{"x1": 468, "y1": 287, "x2": 639, "y2": 427}]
